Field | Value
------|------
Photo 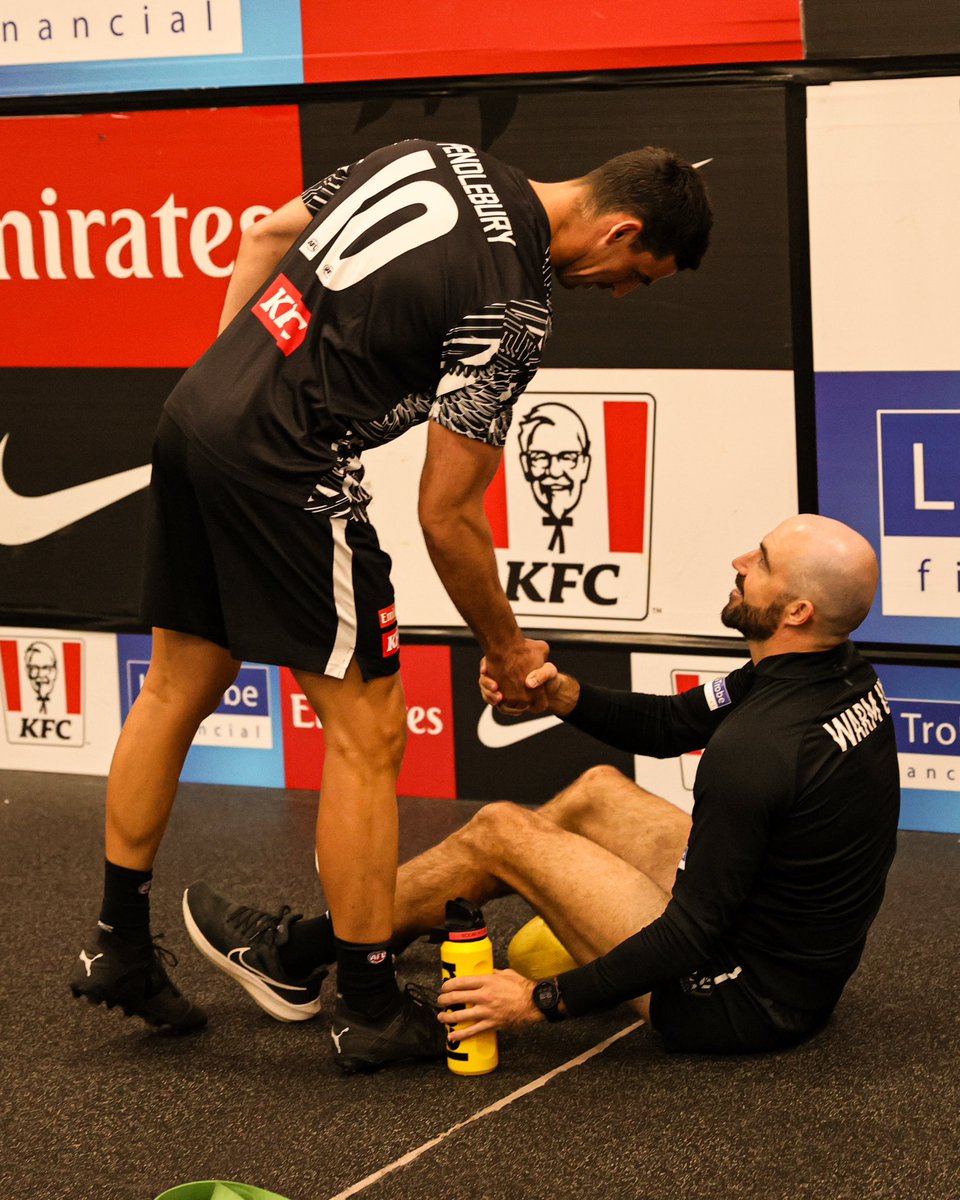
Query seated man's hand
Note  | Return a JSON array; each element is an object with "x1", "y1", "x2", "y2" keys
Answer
[
  {"x1": 480, "y1": 658, "x2": 581, "y2": 718},
  {"x1": 438, "y1": 968, "x2": 541, "y2": 1040}
]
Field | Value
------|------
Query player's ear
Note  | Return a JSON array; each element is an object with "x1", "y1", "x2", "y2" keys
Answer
[
  {"x1": 605, "y1": 217, "x2": 644, "y2": 244},
  {"x1": 784, "y1": 598, "x2": 814, "y2": 627}
]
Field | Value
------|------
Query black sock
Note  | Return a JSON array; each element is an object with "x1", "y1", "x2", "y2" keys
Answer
[
  {"x1": 99, "y1": 860, "x2": 152, "y2": 944},
  {"x1": 335, "y1": 938, "x2": 401, "y2": 1020},
  {"x1": 278, "y1": 911, "x2": 336, "y2": 978}
]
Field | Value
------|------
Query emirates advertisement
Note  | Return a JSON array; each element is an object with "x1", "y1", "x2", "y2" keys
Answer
[
  {"x1": 281, "y1": 645, "x2": 457, "y2": 800},
  {"x1": 0, "y1": 106, "x2": 304, "y2": 627},
  {"x1": 0, "y1": 106, "x2": 303, "y2": 367}
]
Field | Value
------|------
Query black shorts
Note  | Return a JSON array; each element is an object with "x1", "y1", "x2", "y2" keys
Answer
[
  {"x1": 141, "y1": 413, "x2": 400, "y2": 680},
  {"x1": 649, "y1": 956, "x2": 834, "y2": 1055}
]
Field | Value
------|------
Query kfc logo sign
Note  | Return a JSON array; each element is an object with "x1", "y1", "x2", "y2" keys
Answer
[
  {"x1": 281, "y1": 645, "x2": 456, "y2": 797},
  {"x1": 486, "y1": 391, "x2": 654, "y2": 624},
  {"x1": 253, "y1": 275, "x2": 311, "y2": 356},
  {"x1": 0, "y1": 106, "x2": 303, "y2": 367},
  {"x1": 0, "y1": 636, "x2": 84, "y2": 746}
]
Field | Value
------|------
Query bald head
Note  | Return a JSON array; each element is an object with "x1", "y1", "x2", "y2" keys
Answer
[{"x1": 765, "y1": 515, "x2": 878, "y2": 640}]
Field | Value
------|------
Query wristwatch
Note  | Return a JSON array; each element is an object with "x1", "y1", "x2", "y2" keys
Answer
[{"x1": 531, "y1": 977, "x2": 564, "y2": 1022}]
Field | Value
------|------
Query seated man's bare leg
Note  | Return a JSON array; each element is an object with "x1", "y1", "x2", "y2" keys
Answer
[
  {"x1": 293, "y1": 659, "x2": 407, "y2": 944},
  {"x1": 106, "y1": 627, "x2": 241, "y2": 870},
  {"x1": 537, "y1": 764, "x2": 691, "y2": 894},
  {"x1": 393, "y1": 798, "x2": 675, "y2": 1019}
]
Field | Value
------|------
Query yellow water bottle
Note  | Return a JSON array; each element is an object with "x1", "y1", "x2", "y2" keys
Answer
[{"x1": 440, "y1": 897, "x2": 499, "y2": 1076}]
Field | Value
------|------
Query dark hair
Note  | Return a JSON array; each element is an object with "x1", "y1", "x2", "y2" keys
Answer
[{"x1": 584, "y1": 147, "x2": 712, "y2": 270}]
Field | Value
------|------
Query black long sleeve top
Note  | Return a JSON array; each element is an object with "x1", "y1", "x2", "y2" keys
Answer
[{"x1": 556, "y1": 643, "x2": 901, "y2": 1017}]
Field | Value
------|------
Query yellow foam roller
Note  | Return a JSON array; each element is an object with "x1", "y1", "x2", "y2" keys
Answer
[{"x1": 507, "y1": 916, "x2": 577, "y2": 979}]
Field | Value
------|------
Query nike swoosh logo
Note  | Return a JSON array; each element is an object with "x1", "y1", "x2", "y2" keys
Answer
[
  {"x1": 228, "y1": 946, "x2": 309, "y2": 994},
  {"x1": 0, "y1": 434, "x2": 151, "y2": 546},
  {"x1": 476, "y1": 706, "x2": 562, "y2": 749}
]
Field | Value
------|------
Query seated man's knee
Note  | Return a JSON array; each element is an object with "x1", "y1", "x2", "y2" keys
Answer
[
  {"x1": 546, "y1": 763, "x2": 629, "y2": 823},
  {"x1": 461, "y1": 800, "x2": 534, "y2": 856}
]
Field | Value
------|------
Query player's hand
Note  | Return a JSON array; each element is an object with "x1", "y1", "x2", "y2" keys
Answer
[
  {"x1": 438, "y1": 969, "x2": 541, "y2": 1040},
  {"x1": 480, "y1": 657, "x2": 580, "y2": 718},
  {"x1": 483, "y1": 638, "x2": 549, "y2": 714}
]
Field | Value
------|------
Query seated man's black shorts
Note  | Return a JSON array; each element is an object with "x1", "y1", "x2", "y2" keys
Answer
[
  {"x1": 649, "y1": 955, "x2": 834, "y2": 1054},
  {"x1": 141, "y1": 413, "x2": 400, "y2": 681}
]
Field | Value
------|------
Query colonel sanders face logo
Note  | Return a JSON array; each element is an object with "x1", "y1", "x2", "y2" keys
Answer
[
  {"x1": 518, "y1": 403, "x2": 592, "y2": 554},
  {"x1": 24, "y1": 641, "x2": 57, "y2": 714}
]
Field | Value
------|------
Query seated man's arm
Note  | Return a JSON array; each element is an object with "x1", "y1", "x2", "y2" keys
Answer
[
  {"x1": 501, "y1": 660, "x2": 756, "y2": 757},
  {"x1": 558, "y1": 748, "x2": 785, "y2": 1016}
]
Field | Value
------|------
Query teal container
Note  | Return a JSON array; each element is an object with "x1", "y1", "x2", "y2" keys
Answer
[{"x1": 154, "y1": 1183, "x2": 292, "y2": 1200}]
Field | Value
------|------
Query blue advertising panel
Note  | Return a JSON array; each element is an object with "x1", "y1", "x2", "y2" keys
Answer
[
  {"x1": 817, "y1": 371, "x2": 960, "y2": 645},
  {"x1": 117, "y1": 634, "x2": 285, "y2": 787},
  {"x1": 0, "y1": 0, "x2": 302, "y2": 97},
  {"x1": 875, "y1": 662, "x2": 960, "y2": 834}
]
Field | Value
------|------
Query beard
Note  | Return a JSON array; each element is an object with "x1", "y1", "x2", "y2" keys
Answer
[{"x1": 721, "y1": 578, "x2": 788, "y2": 641}]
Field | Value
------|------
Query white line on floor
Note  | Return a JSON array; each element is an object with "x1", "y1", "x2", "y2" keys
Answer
[{"x1": 324, "y1": 1019, "x2": 645, "y2": 1200}]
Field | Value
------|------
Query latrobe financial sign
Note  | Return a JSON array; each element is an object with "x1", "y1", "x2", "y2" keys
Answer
[
  {"x1": 0, "y1": 0, "x2": 303, "y2": 95},
  {"x1": 0, "y1": 1, "x2": 243, "y2": 66}
]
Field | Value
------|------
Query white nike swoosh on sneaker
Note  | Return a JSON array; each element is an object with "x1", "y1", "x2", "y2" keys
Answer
[
  {"x1": 0, "y1": 434, "x2": 151, "y2": 546},
  {"x1": 476, "y1": 706, "x2": 562, "y2": 750},
  {"x1": 331, "y1": 1026, "x2": 350, "y2": 1053},
  {"x1": 227, "y1": 946, "x2": 310, "y2": 995}
]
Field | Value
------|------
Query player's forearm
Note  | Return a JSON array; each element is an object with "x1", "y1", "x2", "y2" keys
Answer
[
  {"x1": 421, "y1": 508, "x2": 522, "y2": 655},
  {"x1": 218, "y1": 229, "x2": 290, "y2": 333}
]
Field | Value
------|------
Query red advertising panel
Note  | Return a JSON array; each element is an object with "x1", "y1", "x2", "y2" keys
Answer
[
  {"x1": 302, "y1": 1, "x2": 802, "y2": 82},
  {"x1": 0, "y1": 106, "x2": 303, "y2": 367},
  {"x1": 281, "y1": 645, "x2": 457, "y2": 799}
]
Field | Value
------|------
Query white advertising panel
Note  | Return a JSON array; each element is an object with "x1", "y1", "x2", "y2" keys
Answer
[
  {"x1": 629, "y1": 650, "x2": 749, "y2": 814},
  {"x1": 0, "y1": 626, "x2": 120, "y2": 774},
  {"x1": 808, "y1": 77, "x2": 960, "y2": 372},
  {"x1": 363, "y1": 368, "x2": 797, "y2": 634}
]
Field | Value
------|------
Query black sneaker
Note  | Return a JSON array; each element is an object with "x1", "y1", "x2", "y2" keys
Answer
[
  {"x1": 331, "y1": 984, "x2": 447, "y2": 1073},
  {"x1": 182, "y1": 882, "x2": 326, "y2": 1022},
  {"x1": 69, "y1": 924, "x2": 207, "y2": 1034}
]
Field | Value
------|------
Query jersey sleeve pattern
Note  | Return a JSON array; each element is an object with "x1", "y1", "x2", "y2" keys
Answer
[
  {"x1": 301, "y1": 163, "x2": 353, "y2": 213},
  {"x1": 430, "y1": 299, "x2": 552, "y2": 447}
]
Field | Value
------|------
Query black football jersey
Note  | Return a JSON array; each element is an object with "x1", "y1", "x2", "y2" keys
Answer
[{"x1": 164, "y1": 139, "x2": 553, "y2": 514}]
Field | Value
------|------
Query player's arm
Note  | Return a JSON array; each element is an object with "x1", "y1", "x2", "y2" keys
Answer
[
  {"x1": 217, "y1": 197, "x2": 314, "y2": 334},
  {"x1": 418, "y1": 422, "x2": 548, "y2": 711},
  {"x1": 217, "y1": 161, "x2": 354, "y2": 334}
]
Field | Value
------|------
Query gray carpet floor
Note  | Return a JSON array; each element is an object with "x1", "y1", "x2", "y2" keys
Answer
[{"x1": 1, "y1": 770, "x2": 958, "y2": 1200}]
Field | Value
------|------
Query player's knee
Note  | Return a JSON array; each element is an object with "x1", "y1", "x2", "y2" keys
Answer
[
  {"x1": 141, "y1": 659, "x2": 239, "y2": 721},
  {"x1": 462, "y1": 800, "x2": 534, "y2": 856},
  {"x1": 557, "y1": 763, "x2": 627, "y2": 818},
  {"x1": 324, "y1": 707, "x2": 406, "y2": 775}
]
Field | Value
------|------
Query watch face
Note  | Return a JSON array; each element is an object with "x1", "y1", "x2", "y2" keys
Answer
[{"x1": 534, "y1": 980, "x2": 559, "y2": 1011}]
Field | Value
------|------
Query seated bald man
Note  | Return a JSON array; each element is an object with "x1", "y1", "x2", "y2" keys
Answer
[{"x1": 185, "y1": 514, "x2": 900, "y2": 1059}]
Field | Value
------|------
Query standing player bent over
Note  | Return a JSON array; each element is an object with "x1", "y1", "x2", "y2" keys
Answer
[{"x1": 70, "y1": 139, "x2": 711, "y2": 1071}]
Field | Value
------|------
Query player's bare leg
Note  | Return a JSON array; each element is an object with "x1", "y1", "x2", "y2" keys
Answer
[
  {"x1": 537, "y1": 764, "x2": 690, "y2": 893},
  {"x1": 291, "y1": 658, "x2": 407, "y2": 946},
  {"x1": 72, "y1": 628, "x2": 237, "y2": 1032},
  {"x1": 391, "y1": 784, "x2": 683, "y2": 1019},
  {"x1": 106, "y1": 628, "x2": 240, "y2": 869}
]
